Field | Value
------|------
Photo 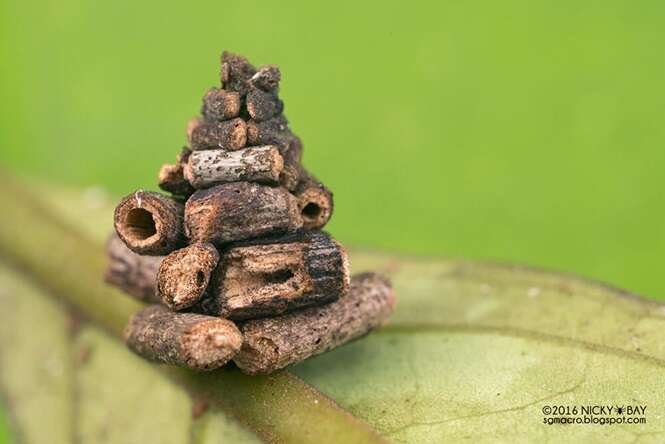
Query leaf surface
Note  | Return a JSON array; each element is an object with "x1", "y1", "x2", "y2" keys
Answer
[{"x1": 1, "y1": 181, "x2": 665, "y2": 443}]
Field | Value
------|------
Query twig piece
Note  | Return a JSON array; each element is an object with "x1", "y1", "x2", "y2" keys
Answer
[
  {"x1": 184, "y1": 146, "x2": 283, "y2": 188},
  {"x1": 249, "y1": 65, "x2": 281, "y2": 92},
  {"x1": 104, "y1": 233, "x2": 163, "y2": 303},
  {"x1": 114, "y1": 190, "x2": 184, "y2": 255},
  {"x1": 215, "y1": 231, "x2": 349, "y2": 320},
  {"x1": 185, "y1": 182, "x2": 302, "y2": 245},
  {"x1": 246, "y1": 117, "x2": 302, "y2": 189},
  {"x1": 190, "y1": 118, "x2": 247, "y2": 151},
  {"x1": 246, "y1": 116, "x2": 289, "y2": 146},
  {"x1": 158, "y1": 147, "x2": 195, "y2": 197},
  {"x1": 246, "y1": 88, "x2": 283, "y2": 122},
  {"x1": 220, "y1": 51, "x2": 257, "y2": 96},
  {"x1": 187, "y1": 117, "x2": 204, "y2": 146},
  {"x1": 201, "y1": 88, "x2": 241, "y2": 121},
  {"x1": 234, "y1": 273, "x2": 395, "y2": 375},
  {"x1": 158, "y1": 243, "x2": 219, "y2": 310},
  {"x1": 124, "y1": 305, "x2": 242, "y2": 370},
  {"x1": 293, "y1": 172, "x2": 333, "y2": 229}
]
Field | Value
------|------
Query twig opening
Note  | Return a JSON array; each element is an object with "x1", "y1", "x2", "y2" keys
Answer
[
  {"x1": 302, "y1": 202, "x2": 322, "y2": 220},
  {"x1": 124, "y1": 208, "x2": 157, "y2": 241}
]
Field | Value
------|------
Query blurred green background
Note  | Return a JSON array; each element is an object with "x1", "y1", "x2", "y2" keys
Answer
[
  {"x1": 1, "y1": 0, "x2": 665, "y2": 441},
  {"x1": 2, "y1": 0, "x2": 665, "y2": 305}
]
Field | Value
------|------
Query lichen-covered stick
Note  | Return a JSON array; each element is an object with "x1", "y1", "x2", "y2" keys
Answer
[
  {"x1": 190, "y1": 117, "x2": 247, "y2": 151},
  {"x1": 201, "y1": 88, "x2": 241, "y2": 121},
  {"x1": 293, "y1": 172, "x2": 333, "y2": 230},
  {"x1": 215, "y1": 231, "x2": 350, "y2": 320},
  {"x1": 124, "y1": 305, "x2": 242, "y2": 371},
  {"x1": 104, "y1": 233, "x2": 163, "y2": 303},
  {"x1": 185, "y1": 182, "x2": 302, "y2": 245},
  {"x1": 158, "y1": 147, "x2": 195, "y2": 197},
  {"x1": 184, "y1": 145, "x2": 283, "y2": 188},
  {"x1": 157, "y1": 243, "x2": 219, "y2": 310},
  {"x1": 234, "y1": 273, "x2": 395, "y2": 375},
  {"x1": 114, "y1": 190, "x2": 185, "y2": 255}
]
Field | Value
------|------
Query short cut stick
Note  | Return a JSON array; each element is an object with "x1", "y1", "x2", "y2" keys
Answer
[
  {"x1": 158, "y1": 147, "x2": 195, "y2": 197},
  {"x1": 190, "y1": 118, "x2": 247, "y2": 151},
  {"x1": 157, "y1": 243, "x2": 219, "y2": 311},
  {"x1": 245, "y1": 88, "x2": 283, "y2": 122},
  {"x1": 124, "y1": 305, "x2": 242, "y2": 371},
  {"x1": 114, "y1": 190, "x2": 184, "y2": 255},
  {"x1": 104, "y1": 233, "x2": 163, "y2": 303},
  {"x1": 184, "y1": 182, "x2": 302, "y2": 245},
  {"x1": 293, "y1": 172, "x2": 333, "y2": 230},
  {"x1": 234, "y1": 273, "x2": 395, "y2": 375},
  {"x1": 220, "y1": 51, "x2": 257, "y2": 96},
  {"x1": 249, "y1": 65, "x2": 281, "y2": 92},
  {"x1": 184, "y1": 146, "x2": 283, "y2": 189},
  {"x1": 201, "y1": 88, "x2": 241, "y2": 121},
  {"x1": 215, "y1": 231, "x2": 350, "y2": 320}
]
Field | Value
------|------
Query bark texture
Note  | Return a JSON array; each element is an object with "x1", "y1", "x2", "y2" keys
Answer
[
  {"x1": 184, "y1": 145, "x2": 283, "y2": 188},
  {"x1": 279, "y1": 163, "x2": 302, "y2": 192},
  {"x1": 114, "y1": 190, "x2": 184, "y2": 255},
  {"x1": 104, "y1": 233, "x2": 163, "y2": 303},
  {"x1": 190, "y1": 118, "x2": 247, "y2": 151},
  {"x1": 249, "y1": 65, "x2": 281, "y2": 92},
  {"x1": 201, "y1": 88, "x2": 241, "y2": 121},
  {"x1": 157, "y1": 243, "x2": 220, "y2": 310},
  {"x1": 220, "y1": 51, "x2": 257, "y2": 96},
  {"x1": 158, "y1": 147, "x2": 195, "y2": 197},
  {"x1": 294, "y1": 173, "x2": 333, "y2": 230},
  {"x1": 246, "y1": 88, "x2": 283, "y2": 122},
  {"x1": 215, "y1": 231, "x2": 350, "y2": 320},
  {"x1": 234, "y1": 273, "x2": 395, "y2": 375},
  {"x1": 186, "y1": 117, "x2": 204, "y2": 146},
  {"x1": 246, "y1": 116, "x2": 289, "y2": 146},
  {"x1": 246, "y1": 117, "x2": 302, "y2": 190},
  {"x1": 184, "y1": 182, "x2": 302, "y2": 245},
  {"x1": 124, "y1": 305, "x2": 242, "y2": 370}
]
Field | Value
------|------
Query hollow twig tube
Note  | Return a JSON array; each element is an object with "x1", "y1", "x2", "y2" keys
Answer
[
  {"x1": 158, "y1": 147, "x2": 195, "y2": 197},
  {"x1": 220, "y1": 51, "x2": 257, "y2": 96},
  {"x1": 184, "y1": 146, "x2": 283, "y2": 189},
  {"x1": 201, "y1": 88, "x2": 241, "y2": 121},
  {"x1": 234, "y1": 273, "x2": 395, "y2": 375},
  {"x1": 246, "y1": 88, "x2": 283, "y2": 122},
  {"x1": 185, "y1": 182, "x2": 302, "y2": 245},
  {"x1": 190, "y1": 118, "x2": 247, "y2": 151},
  {"x1": 293, "y1": 172, "x2": 333, "y2": 230},
  {"x1": 157, "y1": 243, "x2": 219, "y2": 310},
  {"x1": 124, "y1": 305, "x2": 242, "y2": 371},
  {"x1": 104, "y1": 233, "x2": 163, "y2": 303},
  {"x1": 215, "y1": 231, "x2": 349, "y2": 320},
  {"x1": 114, "y1": 190, "x2": 185, "y2": 255}
]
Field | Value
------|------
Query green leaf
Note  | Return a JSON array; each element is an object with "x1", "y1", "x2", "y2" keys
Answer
[
  {"x1": 293, "y1": 256, "x2": 665, "y2": 441},
  {"x1": 0, "y1": 263, "x2": 73, "y2": 444},
  {"x1": 1, "y1": 179, "x2": 665, "y2": 442}
]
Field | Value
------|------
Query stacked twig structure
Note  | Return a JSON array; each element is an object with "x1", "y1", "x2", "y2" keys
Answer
[{"x1": 107, "y1": 51, "x2": 395, "y2": 374}]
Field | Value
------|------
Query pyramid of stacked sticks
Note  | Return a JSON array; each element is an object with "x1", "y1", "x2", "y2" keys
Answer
[{"x1": 105, "y1": 51, "x2": 395, "y2": 374}]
